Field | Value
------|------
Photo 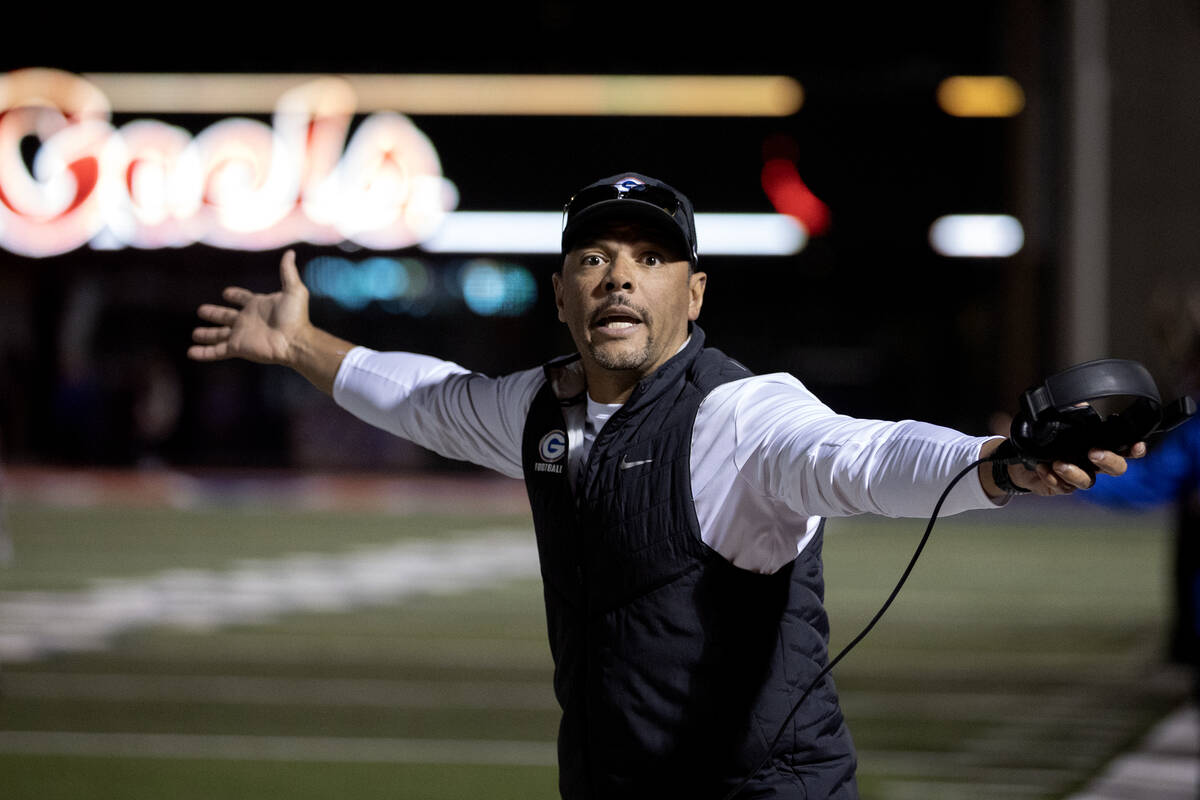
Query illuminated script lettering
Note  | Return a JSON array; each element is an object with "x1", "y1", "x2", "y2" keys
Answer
[{"x1": 0, "y1": 69, "x2": 458, "y2": 257}]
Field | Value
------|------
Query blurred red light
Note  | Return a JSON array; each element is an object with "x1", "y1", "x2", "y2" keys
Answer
[{"x1": 761, "y1": 158, "x2": 830, "y2": 236}]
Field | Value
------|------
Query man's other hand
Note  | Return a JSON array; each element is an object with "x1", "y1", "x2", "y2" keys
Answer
[
  {"x1": 188, "y1": 249, "x2": 310, "y2": 366},
  {"x1": 187, "y1": 250, "x2": 354, "y2": 396}
]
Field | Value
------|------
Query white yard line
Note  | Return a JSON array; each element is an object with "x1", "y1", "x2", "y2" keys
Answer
[
  {"x1": 3, "y1": 672, "x2": 557, "y2": 710},
  {"x1": 108, "y1": 634, "x2": 556, "y2": 670},
  {"x1": 1065, "y1": 704, "x2": 1200, "y2": 800},
  {"x1": 1070, "y1": 753, "x2": 1199, "y2": 799},
  {"x1": 0, "y1": 529, "x2": 539, "y2": 663},
  {"x1": 0, "y1": 731, "x2": 556, "y2": 766}
]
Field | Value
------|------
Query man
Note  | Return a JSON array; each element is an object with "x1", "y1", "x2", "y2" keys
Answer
[{"x1": 189, "y1": 173, "x2": 1139, "y2": 798}]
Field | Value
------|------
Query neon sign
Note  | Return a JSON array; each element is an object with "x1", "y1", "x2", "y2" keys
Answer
[{"x1": 0, "y1": 68, "x2": 457, "y2": 257}]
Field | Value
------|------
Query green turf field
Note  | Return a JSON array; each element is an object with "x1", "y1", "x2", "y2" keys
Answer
[{"x1": 0, "y1": 496, "x2": 1187, "y2": 799}]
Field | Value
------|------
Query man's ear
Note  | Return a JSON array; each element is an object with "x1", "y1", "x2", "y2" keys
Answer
[
  {"x1": 688, "y1": 271, "x2": 707, "y2": 321},
  {"x1": 553, "y1": 271, "x2": 566, "y2": 323}
]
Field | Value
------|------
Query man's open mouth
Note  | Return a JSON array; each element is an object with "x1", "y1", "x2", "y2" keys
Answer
[
  {"x1": 592, "y1": 307, "x2": 645, "y2": 330},
  {"x1": 595, "y1": 316, "x2": 641, "y2": 330}
]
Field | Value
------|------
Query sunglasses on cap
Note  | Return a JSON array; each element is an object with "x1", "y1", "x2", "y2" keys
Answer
[{"x1": 561, "y1": 182, "x2": 684, "y2": 231}]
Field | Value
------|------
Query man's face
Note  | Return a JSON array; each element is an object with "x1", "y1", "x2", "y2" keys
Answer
[{"x1": 553, "y1": 222, "x2": 706, "y2": 384}]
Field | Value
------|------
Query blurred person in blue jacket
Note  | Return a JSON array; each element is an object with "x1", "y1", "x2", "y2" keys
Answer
[
  {"x1": 1088, "y1": 415, "x2": 1200, "y2": 661},
  {"x1": 1085, "y1": 283, "x2": 1200, "y2": 666}
]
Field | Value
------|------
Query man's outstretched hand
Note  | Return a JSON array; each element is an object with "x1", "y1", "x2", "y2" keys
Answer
[
  {"x1": 189, "y1": 250, "x2": 311, "y2": 366},
  {"x1": 188, "y1": 250, "x2": 353, "y2": 395},
  {"x1": 979, "y1": 438, "x2": 1148, "y2": 499}
]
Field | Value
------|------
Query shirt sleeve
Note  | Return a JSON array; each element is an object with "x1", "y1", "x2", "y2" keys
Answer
[
  {"x1": 331, "y1": 347, "x2": 545, "y2": 479},
  {"x1": 696, "y1": 374, "x2": 999, "y2": 520}
]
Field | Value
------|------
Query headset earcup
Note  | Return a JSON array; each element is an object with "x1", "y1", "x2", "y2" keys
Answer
[{"x1": 1010, "y1": 414, "x2": 1035, "y2": 453}]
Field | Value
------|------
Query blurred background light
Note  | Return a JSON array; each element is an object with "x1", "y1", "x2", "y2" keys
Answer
[
  {"x1": 304, "y1": 255, "x2": 536, "y2": 317},
  {"x1": 82, "y1": 74, "x2": 804, "y2": 117},
  {"x1": 0, "y1": 70, "x2": 458, "y2": 257},
  {"x1": 695, "y1": 213, "x2": 808, "y2": 256},
  {"x1": 421, "y1": 212, "x2": 562, "y2": 254},
  {"x1": 929, "y1": 214, "x2": 1025, "y2": 257},
  {"x1": 936, "y1": 75, "x2": 1026, "y2": 117},
  {"x1": 420, "y1": 212, "x2": 808, "y2": 256},
  {"x1": 306, "y1": 255, "x2": 418, "y2": 311},
  {"x1": 459, "y1": 260, "x2": 537, "y2": 316},
  {"x1": 760, "y1": 158, "x2": 832, "y2": 236}
]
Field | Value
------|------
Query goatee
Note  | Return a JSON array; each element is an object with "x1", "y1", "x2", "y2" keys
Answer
[{"x1": 590, "y1": 339, "x2": 653, "y2": 371}]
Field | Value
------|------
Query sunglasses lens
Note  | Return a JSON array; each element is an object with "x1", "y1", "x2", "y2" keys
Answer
[{"x1": 564, "y1": 184, "x2": 680, "y2": 224}]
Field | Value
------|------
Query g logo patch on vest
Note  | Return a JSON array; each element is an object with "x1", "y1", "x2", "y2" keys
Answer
[{"x1": 536, "y1": 430, "x2": 566, "y2": 474}]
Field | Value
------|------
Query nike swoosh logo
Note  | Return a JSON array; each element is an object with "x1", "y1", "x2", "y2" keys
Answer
[{"x1": 620, "y1": 456, "x2": 653, "y2": 470}]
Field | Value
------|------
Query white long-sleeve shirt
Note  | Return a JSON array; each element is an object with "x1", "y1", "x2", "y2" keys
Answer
[{"x1": 333, "y1": 347, "x2": 1000, "y2": 574}]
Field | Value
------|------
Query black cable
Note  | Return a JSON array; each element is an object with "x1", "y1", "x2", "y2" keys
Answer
[{"x1": 720, "y1": 455, "x2": 994, "y2": 800}]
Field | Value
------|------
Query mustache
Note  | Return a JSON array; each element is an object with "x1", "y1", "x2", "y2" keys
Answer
[{"x1": 589, "y1": 295, "x2": 649, "y2": 326}]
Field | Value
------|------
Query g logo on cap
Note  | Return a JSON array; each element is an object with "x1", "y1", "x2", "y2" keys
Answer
[
  {"x1": 614, "y1": 177, "x2": 646, "y2": 193},
  {"x1": 539, "y1": 430, "x2": 567, "y2": 462}
]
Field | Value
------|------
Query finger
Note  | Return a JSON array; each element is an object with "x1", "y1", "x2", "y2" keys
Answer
[
  {"x1": 196, "y1": 304, "x2": 239, "y2": 325},
  {"x1": 1087, "y1": 449, "x2": 1128, "y2": 477},
  {"x1": 222, "y1": 286, "x2": 254, "y2": 306},
  {"x1": 1035, "y1": 463, "x2": 1061, "y2": 491},
  {"x1": 192, "y1": 326, "x2": 230, "y2": 344},
  {"x1": 186, "y1": 342, "x2": 229, "y2": 361},
  {"x1": 1129, "y1": 442, "x2": 1147, "y2": 459},
  {"x1": 280, "y1": 249, "x2": 303, "y2": 291},
  {"x1": 1052, "y1": 461, "x2": 1094, "y2": 490}
]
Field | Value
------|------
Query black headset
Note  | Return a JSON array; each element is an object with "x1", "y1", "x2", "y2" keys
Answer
[{"x1": 1008, "y1": 358, "x2": 1196, "y2": 468}]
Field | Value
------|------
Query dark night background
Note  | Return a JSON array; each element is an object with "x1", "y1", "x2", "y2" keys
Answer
[{"x1": 1, "y1": 2, "x2": 1197, "y2": 474}]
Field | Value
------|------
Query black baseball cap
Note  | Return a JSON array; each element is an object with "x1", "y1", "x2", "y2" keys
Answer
[{"x1": 561, "y1": 173, "x2": 699, "y2": 264}]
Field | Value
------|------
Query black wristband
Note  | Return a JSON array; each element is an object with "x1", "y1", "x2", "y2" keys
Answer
[{"x1": 992, "y1": 455, "x2": 1031, "y2": 495}]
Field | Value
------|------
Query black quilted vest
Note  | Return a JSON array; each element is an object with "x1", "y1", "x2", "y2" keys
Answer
[{"x1": 521, "y1": 326, "x2": 858, "y2": 799}]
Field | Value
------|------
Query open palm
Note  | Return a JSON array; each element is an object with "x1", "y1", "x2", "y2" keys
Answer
[{"x1": 188, "y1": 250, "x2": 310, "y2": 365}]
